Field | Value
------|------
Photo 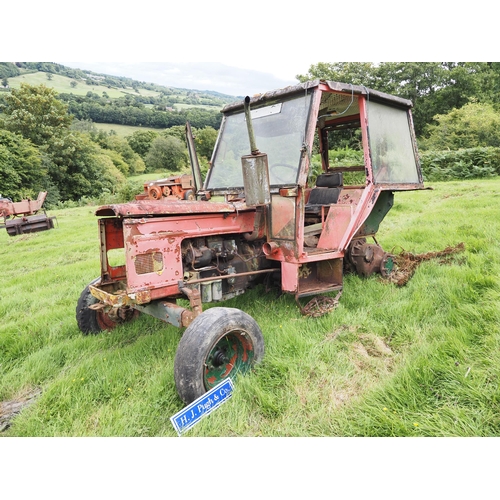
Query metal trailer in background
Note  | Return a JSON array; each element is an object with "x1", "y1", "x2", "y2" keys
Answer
[{"x1": 0, "y1": 191, "x2": 57, "y2": 236}]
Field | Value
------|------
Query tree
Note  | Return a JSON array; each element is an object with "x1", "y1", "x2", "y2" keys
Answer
[
  {"x1": 70, "y1": 80, "x2": 78, "y2": 88},
  {"x1": 46, "y1": 73, "x2": 53, "y2": 81},
  {"x1": 71, "y1": 118, "x2": 97, "y2": 134},
  {"x1": 127, "y1": 129, "x2": 158, "y2": 158},
  {"x1": 91, "y1": 133, "x2": 146, "y2": 175},
  {"x1": 0, "y1": 62, "x2": 20, "y2": 79},
  {"x1": 105, "y1": 135, "x2": 145, "y2": 175},
  {"x1": 0, "y1": 129, "x2": 45, "y2": 200},
  {"x1": 296, "y1": 62, "x2": 492, "y2": 136},
  {"x1": 46, "y1": 132, "x2": 125, "y2": 200},
  {"x1": 1, "y1": 83, "x2": 127, "y2": 201},
  {"x1": 101, "y1": 149, "x2": 130, "y2": 175},
  {"x1": 145, "y1": 135, "x2": 187, "y2": 173},
  {"x1": 1, "y1": 83, "x2": 72, "y2": 145},
  {"x1": 419, "y1": 102, "x2": 500, "y2": 151},
  {"x1": 374, "y1": 62, "x2": 485, "y2": 136},
  {"x1": 296, "y1": 62, "x2": 377, "y2": 86},
  {"x1": 193, "y1": 126, "x2": 218, "y2": 159},
  {"x1": 163, "y1": 125, "x2": 187, "y2": 142}
]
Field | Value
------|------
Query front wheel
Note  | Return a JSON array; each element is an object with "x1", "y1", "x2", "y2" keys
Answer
[
  {"x1": 76, "y1": 278, "x2": 138, "y2": 334},
  {"x1": 174, "y1": 307, "x2": 265, "y2": 404}
]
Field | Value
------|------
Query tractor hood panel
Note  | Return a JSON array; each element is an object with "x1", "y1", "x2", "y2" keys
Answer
[{"x1": 96, "y1": 200, "x2": 252, "y2": 217}]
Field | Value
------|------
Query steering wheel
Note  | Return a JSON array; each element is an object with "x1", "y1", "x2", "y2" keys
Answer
[{"x1": 270, "y1": 162, "x2": 297, "y2": 184}]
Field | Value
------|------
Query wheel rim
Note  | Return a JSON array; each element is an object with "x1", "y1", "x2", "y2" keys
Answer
[
  {"x1": 203, "y1": 330, "x2": 254, "y2": 390},
  {"x1": 96, "y1": 310, "x2": 118, "y2": 331}
]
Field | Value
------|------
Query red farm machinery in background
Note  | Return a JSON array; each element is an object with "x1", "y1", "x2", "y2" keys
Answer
[{"x1": 0, "y1": 191, "x2": 56, "y2": 236}]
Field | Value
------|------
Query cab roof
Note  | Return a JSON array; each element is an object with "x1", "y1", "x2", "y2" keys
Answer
[{"x1": 221, "y1": 80, "x2": 413, "y2": 114}]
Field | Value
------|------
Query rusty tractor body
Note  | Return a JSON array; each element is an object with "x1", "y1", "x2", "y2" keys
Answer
[
  {"x1": 0, "y1": 191, "x2": 56, "y2": 236},
  {"x1": 76, "y1": 80, "x2": 425, "y2": 404}
]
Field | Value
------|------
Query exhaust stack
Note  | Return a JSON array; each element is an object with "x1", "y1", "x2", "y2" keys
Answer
[{"x1": 241, "y1": 96, "x2": 271, "y2": 206}]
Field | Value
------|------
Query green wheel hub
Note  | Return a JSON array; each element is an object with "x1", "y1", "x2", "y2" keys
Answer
[
  {"x1": 204, "y1": 331, "x2": 254, "y2": 389},
  {"x1": 381, "y1": 254, "x2": 395, "y2": 277}
]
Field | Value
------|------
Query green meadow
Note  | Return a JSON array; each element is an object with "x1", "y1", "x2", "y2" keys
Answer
[
  {"x1": 7, "y1": 71, "x2": 160, "y2": 98},
  {"x1": 1, "y1": 178, "x2": 499, "y2": 436}
]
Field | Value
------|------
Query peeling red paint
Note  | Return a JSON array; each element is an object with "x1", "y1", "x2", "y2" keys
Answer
[{"x1": 89, "y1": 79, "x2": 425, "y2": 328}]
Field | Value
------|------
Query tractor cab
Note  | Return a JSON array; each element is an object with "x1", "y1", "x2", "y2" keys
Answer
[{"x1": 201, "y1": 80, "x2": 424, "y2": 296}]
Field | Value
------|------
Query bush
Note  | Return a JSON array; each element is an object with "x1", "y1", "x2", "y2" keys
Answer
[
  {"x1": 145, "y1": 135, "x2": 187, "y2": 173},
  {"x1": 419, "y1": 147, "x2": 500, "y2": 181},
  {"x1": 116, "y1": 179, "x2": 146, "y2": 202},
  {"x1": 419, "y1": 102, "x2": 500, "y2": 151}
]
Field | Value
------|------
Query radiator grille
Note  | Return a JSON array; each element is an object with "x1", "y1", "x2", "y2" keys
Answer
[{"x1": 134, "y1": 252, "x2": 163, "y2": 274}]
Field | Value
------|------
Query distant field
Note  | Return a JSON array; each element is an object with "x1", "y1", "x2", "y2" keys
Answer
[
  {"x1": 93, "y1": 122, "x2": 163, "y2": 138},
  {"x1": 7, "y1": 72, "x2": 161, "y2": 99},
  {"x1": 173, "y1": 102, "x2": 224, "y2": 111},
  {"x1": 5, "y1": 72, "x2": 223, "y2": 137}
]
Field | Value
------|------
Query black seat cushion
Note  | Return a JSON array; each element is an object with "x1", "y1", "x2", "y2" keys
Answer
[
  {"x1": 306, "y1": 187, "x2": 341, "y2": 207},
  {"x1": 315, "y1": 172, "x2": 343, "y2": 188}
]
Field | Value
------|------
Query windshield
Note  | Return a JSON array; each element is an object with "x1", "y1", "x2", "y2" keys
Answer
[{"x1": 206, "y1": 93, "x2": 313, "y2": 190}]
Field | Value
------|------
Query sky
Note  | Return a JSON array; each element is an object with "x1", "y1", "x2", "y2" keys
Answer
[
  {"x1": 56, "y1": 61, "x2": 300, "y2": 97},
  {"x1": 5, "y1": 0, "x2": 494, "y2": 98}
]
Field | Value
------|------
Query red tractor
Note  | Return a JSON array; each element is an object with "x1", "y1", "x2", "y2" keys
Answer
[{"x1": 76, "y1": 80, "x2": 425, "y2": 404}]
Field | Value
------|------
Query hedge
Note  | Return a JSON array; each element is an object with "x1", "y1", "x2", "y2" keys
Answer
[{"x1": 419, "y1": 147, "x2": 500, "y2": 181}]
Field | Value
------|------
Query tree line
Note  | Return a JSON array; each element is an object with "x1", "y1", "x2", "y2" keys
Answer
[
  {"x1": 297, "y1": 62, "x2": 500, "y2": 137},
  {"x1": 0, "y1": 83, "x2": 218, "y2": 205},
  {"x1": 1, "y1": 62, "x2": 234, "y2": 107},
  {"x1": 299, "y1": 62, "x2": 500, "y2": 180},
  {"x1": 3, "y1": 62, "x2": 500, "y2": 205},
  {"x1": 60, "y1": 96, "x2": 222, "y2": 130}
]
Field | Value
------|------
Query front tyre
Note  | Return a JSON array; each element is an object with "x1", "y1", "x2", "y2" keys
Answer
[
  {"x1": 76, "y1": 278, "x2": 138, "y2": 334},
  {"x1": 174, "y1": 307, "x2": 265, "y2": 404}
]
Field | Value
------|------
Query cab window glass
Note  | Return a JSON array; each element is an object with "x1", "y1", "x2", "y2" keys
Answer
[
  {"x1": 367, "y1": 101, "x2": 420, "y2": 184},
  {"x1": 207, "y1": 93, "x2": 312, "y2": 189}
]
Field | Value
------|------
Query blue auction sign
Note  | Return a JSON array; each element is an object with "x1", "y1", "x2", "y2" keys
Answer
[{"x1": 170, "y1": 378, "x2": 234, "y2": 436}]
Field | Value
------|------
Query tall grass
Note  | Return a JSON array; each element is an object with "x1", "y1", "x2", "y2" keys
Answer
[{"x1": 1, "y1": 179, "x2": 499, "y2": 436}]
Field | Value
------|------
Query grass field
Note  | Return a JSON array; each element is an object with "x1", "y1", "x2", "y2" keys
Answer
[
  {"x1": 5, "y1": 72, "x2": 219, "y2": 139},
  {"x1": 93, "y1": 122, "x2": 163, "y2": 138},
  {"x1": 7, "y1": 71, "x2": 160, "y2": 98},
  {"x1": 1, "y1": 178, "x2": 499, "y2": 438}
]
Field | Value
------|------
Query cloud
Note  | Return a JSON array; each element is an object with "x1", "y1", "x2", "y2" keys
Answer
[{"x1": 59, "y1": 62, "x2": 298, "y2": 97}]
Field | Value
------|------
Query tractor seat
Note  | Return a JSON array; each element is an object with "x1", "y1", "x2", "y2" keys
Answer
[{"x1": 305, "y1": 172, "x2": 343, "y2": 213}]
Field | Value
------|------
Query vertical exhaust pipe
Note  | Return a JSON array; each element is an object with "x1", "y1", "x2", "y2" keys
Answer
[
  {"x1": 244, "y1": 96, "x2": 259, "y2": 155},
  {"x1": 241, "y1": 96, "x2": 271, "y2": 206}
]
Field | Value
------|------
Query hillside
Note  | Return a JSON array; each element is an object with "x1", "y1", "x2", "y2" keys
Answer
[
  {"x1": 0, "y1": 62, "x2": 235, "y2": 133},
  {"x1": 0, "y1": 62, "x2": 237, "y2": 107}
]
